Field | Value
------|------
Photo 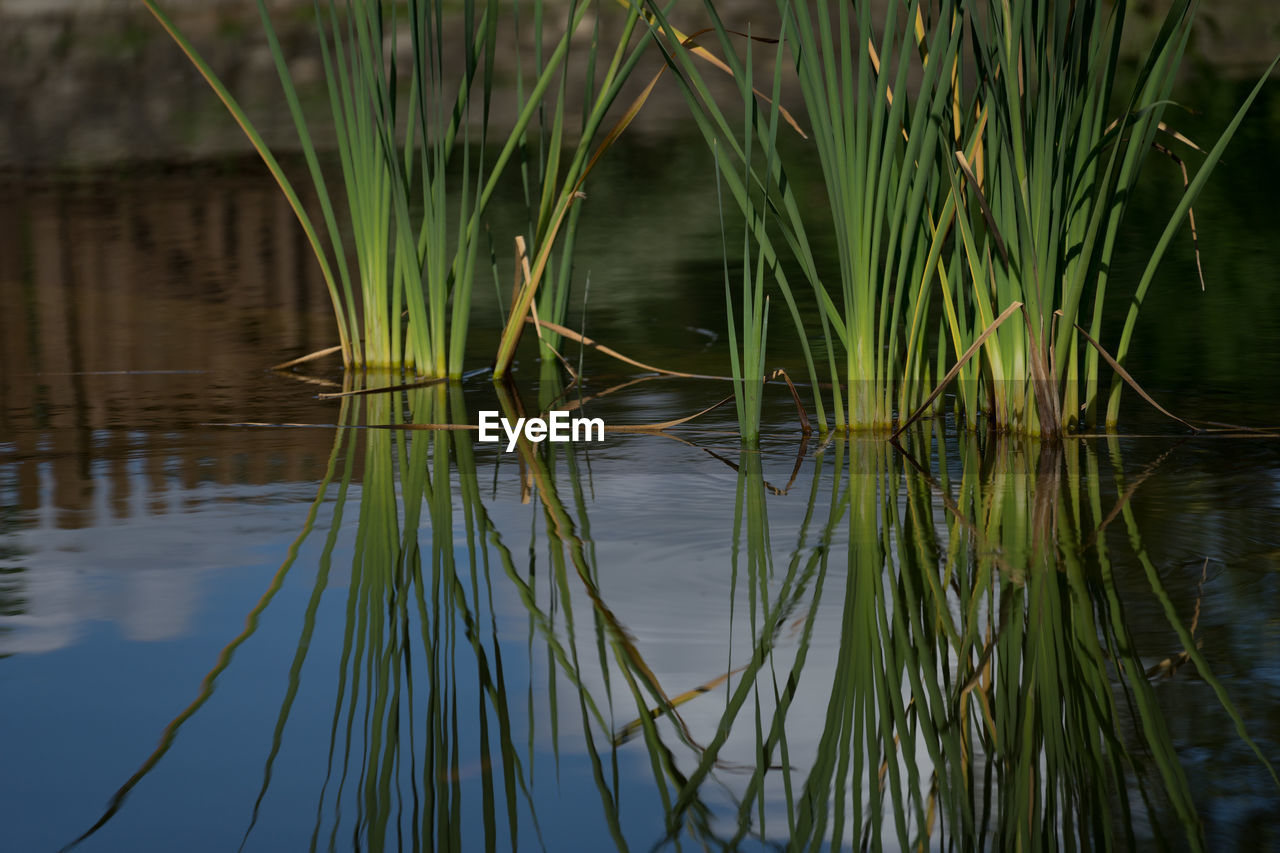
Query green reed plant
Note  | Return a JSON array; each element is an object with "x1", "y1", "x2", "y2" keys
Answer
[
  {"x1": 778, "y1": 0, "x2": 966, "y2": 430},
  {"x1": 634, "y1": 1, "x2": 831, "y2": 430},
  {"x1": 650, "y1": 0, "x2": 1273, "y2": 435},
  {"x1": 514, "y1": 2, "x2": 634, "y2": 373},
  {"x1": 722, "y1": 210, "x2": 770, "y2": 443},
  {"x1": 491, "y1": 1, "x2": 726, "y2": 380},
  {"x1": 715, "y1": 36, "x2": 777, "y2": 442},
  {"x1": 145, "y1": 0, "x2": 647, "y2": 375},
  {"x1": 645, "y1": 0, "x2": 967, "y2": 432},
  {"x1": 940, "y1": 0, "x2": 1280, "y2": 434},
  {"x1": 143, "y1": 0, "x2": 482, "y2": 370},
  {"x1": 948, "y1": 438, "x2": 1194, "y2": 845}
]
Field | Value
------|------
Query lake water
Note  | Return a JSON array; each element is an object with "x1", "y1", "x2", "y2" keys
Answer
[{"x1": 4, "y1": 38, "x2": 1280, "y2": 852}]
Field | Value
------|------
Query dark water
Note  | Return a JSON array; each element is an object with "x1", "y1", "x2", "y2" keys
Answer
[{"x1": 4, "y1": 78, "x2": 1280, "y2": 852}]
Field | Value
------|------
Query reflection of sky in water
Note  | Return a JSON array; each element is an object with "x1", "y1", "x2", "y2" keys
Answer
[
  {"x1": 1, "y1": 427, "x2": 1279, "y2": 849},
  {"x1": 0, "y1": 483, "x2": 355, "y2": 851},
  {"x1": 0, "y1": 463, "x2": 330, "y2": 654},
  {"x1": 500, "y1": 457, "x2": 1019, "y2": 849}
]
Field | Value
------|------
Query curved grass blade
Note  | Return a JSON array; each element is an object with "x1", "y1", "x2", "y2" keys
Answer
[{"x1": 141, "y1": 0, "x2": 352, "y2": 364}]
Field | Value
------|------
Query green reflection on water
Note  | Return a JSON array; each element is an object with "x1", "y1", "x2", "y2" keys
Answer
[{"x1": 64, "y1": 381, "x2": 1277, "y2": 851}]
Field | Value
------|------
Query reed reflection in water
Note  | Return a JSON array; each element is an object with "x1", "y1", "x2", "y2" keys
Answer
[{"x1": 62, "y1": 381, "x2": 1277, "y2": 851}]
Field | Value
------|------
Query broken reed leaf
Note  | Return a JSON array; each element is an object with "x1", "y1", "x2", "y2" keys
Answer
[
  {"x1": 695, "y1": 436, "x2": 812, "y2": 496},
  {"x1": 1073, "y1": 323, "x2": 1199, "y2": 432},
  {"x1": 1151, "y1": 140, "x2": 1206, "y2": 290},
  {"x1": 613, "y1": 666, "x2": 748, "y2": 746},
  {"x1": 605, "y1": 395, "x2": 737, "y2": 432},
  {"x1": 524, "y1": 317, "x2": 723, "y2": 378},
  {"x1": 610, "y1": 1, "x2": 809, "y2": 139},
  {"x1": 271, "y1": 345, "x2": 345, "y2": 371},
  {"x1": 526, "y1": 320, "x2": 810, "y2": 436},
  {"x1": 955, "y1": 150, "x2": 1010, "y2": 268},
  {"x1": 766, "y1": 368, "x2": 813, "y2": 435},
  {"x1": 494, "y1": 9, "x2": 810, "y2": 380},
  {"x1": 893, "y1": 301, "x2": 1024, "y2": 440},
  {"x1": 317, "y1": 377, "x2": 449, "y2": 399}
]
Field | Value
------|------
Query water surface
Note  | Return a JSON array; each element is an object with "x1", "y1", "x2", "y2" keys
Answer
[{"x1": 4, "y1": 77, "x2": 1280, "y2": 852}]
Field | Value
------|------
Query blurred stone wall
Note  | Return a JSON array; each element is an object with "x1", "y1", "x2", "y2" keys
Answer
[
  {"x1": 2, "y1": 0, "x2": 1278, "y2": 168},
  {"x1": 1, "y1": 1, "x2": 324, "y2": 168},
  {"x1": 0, "y1": 0, "x2": 695, "y2": 168}
]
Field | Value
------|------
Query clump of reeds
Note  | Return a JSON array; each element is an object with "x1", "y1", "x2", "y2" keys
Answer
[
  {"x1": 145, "y1": 0, "x2": 649, "y2": 377},
  {"x1": 949, "y1": 0, "x2": 1277, "y2": 434},
  {"x1": 715, "y1": 32, "x2": 784, "y2": 443},
  {"x1": 147, "y1": 0, "x2": 1275, "y2": 437},
  {"x1": 649, "y1": 0, "x2": 1275, "y2": 437},
  {"x1": 144, "y1": 0, "x2": 481, "y2": 371}
]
